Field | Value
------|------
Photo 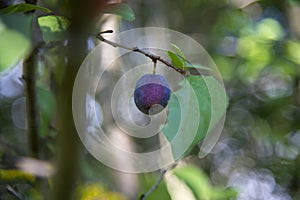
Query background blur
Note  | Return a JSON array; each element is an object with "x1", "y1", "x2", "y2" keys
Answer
[
  {"x1": 1, "y1": 0, "x2": 300, "y2": 199},
  {"x1": 127, "y1": 0, "x2": 300, "y2": 199}
]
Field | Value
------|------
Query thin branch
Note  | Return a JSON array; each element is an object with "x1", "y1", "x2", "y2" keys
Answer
[
  {"x1": 22, "y1": 0, "x2": 44, "y2": 158},
  {"x1": 6, "y1": 185, "x2": 25, "y2": 200},
  {"x1": 96, "y1": 31, "x2": 188, "y2": 77},
  {"x1": 23, "y1": 42, "x2": 44, "y2": 158},
  {"x1": 139, "y1": 163, "x2": 177, "y2": 200}
]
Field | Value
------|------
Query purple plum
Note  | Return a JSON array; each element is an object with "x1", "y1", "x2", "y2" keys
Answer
[{"x1": 134, "y1": 74, "x2": 171, "y2": 114}]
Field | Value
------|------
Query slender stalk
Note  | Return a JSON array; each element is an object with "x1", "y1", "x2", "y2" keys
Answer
[
  {"x1": 6, "y1": 185, "x2": 24, "y2": 200},
  {"x1": 153, "y1": 61, "x2": 157, "y2": 74},
  {"x1": 96, "y1": 31, "x2": 188, "y2": 77},
  {"x1": 139, "y1": 169, "x2": 168, "y2": 200},
  {"x1": 22, "y1": 0, "x2": 44, "y2": 159},
  {"x1": 139, "y1": 163, "x2": 177, "y2": 200},
  {"x1": 23, "y1": 45, "x2": 41, "y2": 158}
]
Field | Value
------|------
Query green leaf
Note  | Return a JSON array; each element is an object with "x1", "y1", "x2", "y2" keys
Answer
[
  {"x1": 171, "y1": 44, "x2": 186, "y2": 60},
  {"x1": 185, "y1": 63, "x2": 212, "y2": 71},
  {"x1": 168, "y1": 51, "x2": 184, "y2": 69},
  {"x1": 0, "y1": 169, "x2": 35, "y2": 182},
  {"x1": 169, "y1": 44, "x2": 187, "y2": 69},
  {"x1": 286, "y1": 40, "x2": 300, "y2": 65},
  {"x1": 173, "y1": 165, "x2": 212, "y2": 199},
  {"x1": 162, "y1": 76, "x2": 227, "y2": 160},
  {"x1": 104, "y1": 3, "x2": 135, "y2": 21},
  {"x1": 0, "y1": 15, "x2": 32, "y2": 72},
  {"x1": 256, "y1": 18, "x2": 284, "y2": 41},
  {"x1": 162, "y1": 78, "x2": 199, "y2": 160},
  {"x1": 173, "y1": 165, "x2": 237, "y2": 200},
  {"x1": 0, "y1": 3, "x2": 51, "y2": 14},
  {"x1": 37, "y1": 86, "x2": 56, "y2": 137},
  {"x1": 38, "y1": 15, "x2": 70, "y2": 43},
  {"x1": 210, "y1": 188, "x2": 238, "y2": 200},
  {"x1": 0, "y1": 29, "x2": 32, "y2": 71}
]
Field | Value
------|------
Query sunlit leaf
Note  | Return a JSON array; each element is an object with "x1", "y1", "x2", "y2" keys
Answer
[
  {"x1": 237, "y1": 36, "x2": 271, "y2": 64},
  {"x1": 0, "y1": 30, "x2": 31, "y2": 72},
  {"x1": 0, "y1": 169, "x2": 35, "y2": 182},
  {"x1": 78, "y1": 182, "x2": 127, "y2": 200},
  {"x1": 286, "y1": 40, "x2": 300, "y2": 65},
  {"x1": 162, "y1": 76, "x2": 227, "y2": 159},
  {"x1": 173, "y1": 165, "x2": 212, "y2": 199},
  {"x1": 104, "y1": 3, "x2": 135, "y2": 21},
  {"x1": 164, "y1": 172, "x2": 196, "y2": 200},
  {"x1": 0, "y1": 15, "x2": 32, "y2": 72},
  {"x1": 38, "y1": 15, "x2": 70, "y2": 43},
  {"x1": 168, "y1": 50, "x2": 184, "y2": 69},
  {"x1": 256, "y1": 18, "x2": 284, "y2": 41},
  {"x1": 0, "y1": 3, "x2": 51, "y2": 14},
  {"x1": 173, "y1": 165, "x2": 237, "y2": 200}
]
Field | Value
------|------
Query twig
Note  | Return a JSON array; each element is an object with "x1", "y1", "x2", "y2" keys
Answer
[
  {"x1": 6, "y1": 185, "x2": 25, "y2": 200},
  {"x1": 23, "y1": 42, "x2": 44, "y2": 158},
  {"x1": 139, "y1": 163, "x2": 177, "y2": 200},
  {"x1": 96, "y1": 31, "x2": 188, "y2": 77},
  {"x1": 22, "y1": 0, "x2": 44, "y2": 158},
  {"x1": 139, "y1": 169, "x2": 167, "y2": 200}
]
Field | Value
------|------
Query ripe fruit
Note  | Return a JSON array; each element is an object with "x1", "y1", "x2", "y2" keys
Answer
[{"x1": 134, "y1": 74, "x2": 171, "y2": 114}]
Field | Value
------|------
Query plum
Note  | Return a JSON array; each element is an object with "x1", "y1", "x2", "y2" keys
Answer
[{"x1": 134, "y1": 74, "x2": 171, "y2": 114}]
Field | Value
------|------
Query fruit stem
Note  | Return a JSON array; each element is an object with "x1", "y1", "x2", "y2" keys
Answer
[
  {"x1": 153, "y1": 60, "x2": 157, "y2": 74},
  {"x1": 97, "y1": 31, "x2": 188, "y2": 77}
]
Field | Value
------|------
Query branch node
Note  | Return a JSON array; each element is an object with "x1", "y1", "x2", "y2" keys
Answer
[{"x1": 96, "y1": 31, "x2": 188, "y2": 76}]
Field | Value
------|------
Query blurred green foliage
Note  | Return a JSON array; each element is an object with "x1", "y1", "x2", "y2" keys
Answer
[
  {"x1": 173, "y1": 165, "x2": 237, "y2": 200},
  {"x1": 38, "y1": 15, "x2": 70, "y2": 43},
  {"x1": 77, "y1": 182, "x2": 127, "y2": 200},
  {"x1": 0, "y1": 3, "x2": 51, "y2": 14},
  {"x1": 1, "y1": 0, "x2": 300, "y2": 199},
  {"x1": 129, "y1": 0, "x2": 300, "y2": 199},
  {"x1": 163, "y1": 76, "x2": 227, "y2": 159},
  {"x1": 0, "y1": 14, "x2": 32, "y2": 71},
  {"x1": 0, "y1": 169, "x2": 35, "y2": 182}
]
